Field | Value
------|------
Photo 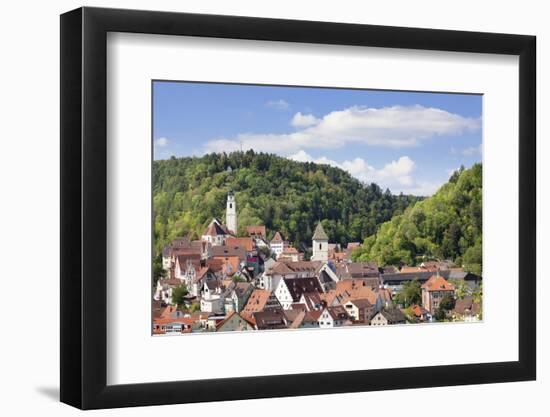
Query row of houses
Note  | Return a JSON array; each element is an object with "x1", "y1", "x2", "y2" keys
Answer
[{"x1": 153, "y1": 192, "x2": 482, "y2": 335}]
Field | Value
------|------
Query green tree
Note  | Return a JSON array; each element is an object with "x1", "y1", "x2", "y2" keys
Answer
[
  {"x1": 232, "y1": 274, "x2": 247, "y2": 283},
  {"x1": 449, "y1": 278, "x2": 471, "y2": 300},
  {"x1": 439, "y1": 293, "x2": 456, "y2": 311},
  {"x1": 152, "y1": 151, "x2": 420, "y2": 255},
  {"x1": 152, "y1": 254, "x2": 166, "y2": 286},
  {"x1": 396, "y1": 280, "x2": 422, "y2": 307},
  {"x1": 172, "y1": 284, "x2": 188, "y2": 306},
  {"x1": 353, "y1": 164, "x2": 482, "y2": 269}
]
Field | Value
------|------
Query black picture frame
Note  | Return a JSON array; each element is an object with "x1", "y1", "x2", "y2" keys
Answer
[{"x1": 60, "y1": 6, "x2": 536, "y2": 410}]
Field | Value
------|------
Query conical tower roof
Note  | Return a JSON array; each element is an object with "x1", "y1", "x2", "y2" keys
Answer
[{"x1": 312, "y1": 222, "x2": 328, "y2": 241}]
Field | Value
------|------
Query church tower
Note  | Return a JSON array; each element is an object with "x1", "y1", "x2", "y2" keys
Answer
[
  {"x1": 226, "y1": 190, "x2": 237, "y2": 235},
  {"x1": 311, "y1": 222, "x2": 329, "y2": 262}
]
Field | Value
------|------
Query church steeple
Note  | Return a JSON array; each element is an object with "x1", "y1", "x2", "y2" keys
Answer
[
  {"x1": 226, "y1": 190, "x2": 237, "y2": 235},
  {"x1": 311, "y1": 222, "x2": 329, "y2": 262}
]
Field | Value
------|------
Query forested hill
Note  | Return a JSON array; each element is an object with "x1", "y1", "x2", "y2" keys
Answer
[
  {"x1": 352, "y1": 164, "x2": 482, "y2": 274},
  {"x1": 153, "y1": 151, "x2": 420, "y2": 254}
]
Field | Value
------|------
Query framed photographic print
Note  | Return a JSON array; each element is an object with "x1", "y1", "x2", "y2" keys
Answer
[{"x1": 60, "y1": 6, "x2": 536, "y2": 410}]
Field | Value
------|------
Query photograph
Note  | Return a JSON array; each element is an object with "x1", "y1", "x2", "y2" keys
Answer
[{"x1": 152, "y1": 81, "x2": 483, "y2": 334}]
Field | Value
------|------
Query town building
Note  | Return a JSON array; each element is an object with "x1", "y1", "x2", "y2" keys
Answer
[
  {"x1": 371, "y1": 307, "x2": 407, "y2": 326},
  {"x1": 226, "y1": 190, "x2": 237, "y2": 235},
  {"x1": 421, "y1": 275, "x2": 455, "y2": 314},
  {"x1": 270, "y1": 231, "x2": 285, "y2": 258},
  {"x1": 311, "y1": 222, "x2": 329, "y2": 262}
]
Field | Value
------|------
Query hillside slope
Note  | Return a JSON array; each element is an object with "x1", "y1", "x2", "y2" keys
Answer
[
  {"x1": 153, "y1": 151, "x2": 419, "y2": 253},
  {"x1": 352, "y1": 164, "x2": 482, "y2": 274}
]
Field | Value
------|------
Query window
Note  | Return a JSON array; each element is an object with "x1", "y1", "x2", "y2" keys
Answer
[
  {"x1": 229, "y1": 203, "x2": 232, "y2": 209},
  {"x1": 319, "y1": 243, "x2": 322, "y2": 250}
]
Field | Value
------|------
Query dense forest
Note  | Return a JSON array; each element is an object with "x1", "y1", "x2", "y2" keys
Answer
[
  {"x1": 352, "y1": 164, "x2": 482, "y2": 274},
  {"x1": 153, "y1": 151, "x2": 420, "y2": 254}
]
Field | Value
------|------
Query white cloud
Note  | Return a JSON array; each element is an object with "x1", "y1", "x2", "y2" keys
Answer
[
  {"x1": 451, "y1": 143, "x2": 482, "y2": 156},
  {"x1": 288, "y1": 151, "x2": 430, "y2": 194},
  {"x1": 204, "y1": 105, "x2": 481, "y2": 154},
  {"x1": 265, "y1": 99, "x2": 289, "y2": 110},
  {"x1": 291, "y1": 112, "x2": 320, "y2": 128},
  {"x1": 154, "y1": 137, "x2": 169, "y2": 147}
]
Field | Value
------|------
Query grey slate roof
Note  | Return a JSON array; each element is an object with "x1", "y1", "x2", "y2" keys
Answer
[
  {"x1": 376, "y1": 307, "x2": 407, "y2": 323},
  {"x1": 312, "y1": 222, "x2": 329, "y2": 241}
]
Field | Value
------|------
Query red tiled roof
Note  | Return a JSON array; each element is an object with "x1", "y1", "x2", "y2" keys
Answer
[
  {"x1": 271, "y1": 231, "x2": 283, "y2": 242},
  {"x1": 422, "y1": 275, "x2": 455, "y2": 292},
  {"x1": 246, "y1": 225, "x2": 266, "y2": 237},
  {"x1": 226, "y1": 237, "x2": 255, "y2": 251}
]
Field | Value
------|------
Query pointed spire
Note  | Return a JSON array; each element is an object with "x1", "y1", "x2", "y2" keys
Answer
[{"x1": 312, "y1": 222, "x2": 328, "y2": 241}]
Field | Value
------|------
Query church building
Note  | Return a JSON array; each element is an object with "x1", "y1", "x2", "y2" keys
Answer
[{"x1": 311, "y1": 222, "x2": 329, "y2": 262}]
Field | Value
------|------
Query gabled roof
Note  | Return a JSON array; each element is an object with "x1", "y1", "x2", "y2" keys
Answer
[
  {"x1": 193, "y1": 267, "x2": 212, "y2": 283},
  {"x1": 347, "y1": 298, "x2": 372, "y2": 310},
  {"x1": 241, "y1": 289, "x2": 276, "y2": 323},
  {"x1": 271, "y1": 260, "x2": 323, "y2": 274},
  {"x1": 422, "y1": 275, "x2": 455, "y2": 292},
  {"x1": 282, "y1": 246, "x2": 299, "y2": 254},
  {"x1": 453, "y1": 296, "x2": 481, "y2": 316},
  {"x1": 214, "y1": 255, "x2": 241, "y2": 276},
  {"x1": 300, "y1": 292, "x2": 324, "y2": 311},
  {"x1": 322, "y1": 279, "x2": 379, "y2": 306},
  {"x1": 312, "y1": 222, "x2": 329, "y2": 241},
  {"x1": 231, "y1": 282, "x2": 253, "y2": 298},
  {"x1": 158, "y1": 278, "x2": 184, "y2": 287},
  {"x1": 175, "y1": 254, "x2": 201, "y2": 271},
  {"x1": 271, "y1": 231, "x2": 284, "y2": 243},
  {"x1": 204, "y1": 279, "x2": 224, "y2": 291},
  {"x1": 211, "y1": 245, "x2": 247, "y2": 260},
  {"x1": 282, "y1": 277, "x2": 324, "y2": 302},
  {"x1": 203, "y1": 219, "x2": 230, "y2": 237},
  {"x1": 246, "y1": 225, "x2": 266, "y2": 237},
  {"x1": 288, "y1": 310, "x2": 307, "y2": 329},
  {"x1": 325, "y1": 305, "x2": 350, "y2": 320},
  {"x1": 226, "y1": 237, "x2": 255, "y2": 252},
  {"x1": 375, "y1": 307, "x2": 407, "y2": 323},
  {"x1": 253, "y1": 308, "x2": 288, "y2": 330},
  {"x1": 411, "y1": 304, "x2": 429, "y2": 317},
  {"x1": 346, "y1": 262, "x2": 379, "y2": 277},
  {"x1": 215, "y1": 311, "x2": 255, "y2": 331}
]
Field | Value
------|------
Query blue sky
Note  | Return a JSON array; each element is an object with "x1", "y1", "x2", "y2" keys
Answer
[{"x1": 153, "y1": 81, "x2": 482, "y2": 196}]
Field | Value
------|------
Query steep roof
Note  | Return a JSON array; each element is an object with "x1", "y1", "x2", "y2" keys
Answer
[
  {"x1": 411, "y1": 304, "x2": 429, "y2": 317},
  {"x1": 241, "y1": 289, "x2": 274, "y2": 323},
  {"x1": 422, "y1": 275, "x2": 455, "y2": 292},
  {"x1": 226, "y1": 237, "x2": 255, "y2": 252},
  {"x1": 246, "y1": 225, "x2": 266, "y2": 237},
  {"x1": 453, "y1": 296, "x2": 481, "y2": 316},
  {"x1": 271, "y1": 260, "x2": 323, "y2": 274},
  {"x1": 253, "y1": 308, "x2": 288, "y2": 330},
  {"x1": 203, "y1": 219, "x2": 230, "y2": 237},
  {"x1": 282, "y1": 277, "x2": 324, "y2": 302},
  {"x1": 231, "y1": 281, "x2": 253, "y2": 298},
  {"x1": 322, "y1": 279, "x2": 379, "y2": 306},
  {"x1": 215, "y1": 311, "x2": 255, "y2": 331},
  {"x1": 347, "y1": 298, "x2": 372, "y2": 309},
  {"x1": 271, "y1": 231, "x2": 284, "y2": 243},
  {"x1": 211, "y1": 245, "x2": 247, "y2": 260},
  {"x1": 175, "y1": 254, "x2": 201, "y2": 271},
  {"x1": 312, "y1": 222, "x2": 329, "y2": 241},
  {"x1": 325, "y1": 305, "x2": 350, "y2": 320},
  {"x1": 376, "y1": 307, "x2": 407, "y2": 323}
]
